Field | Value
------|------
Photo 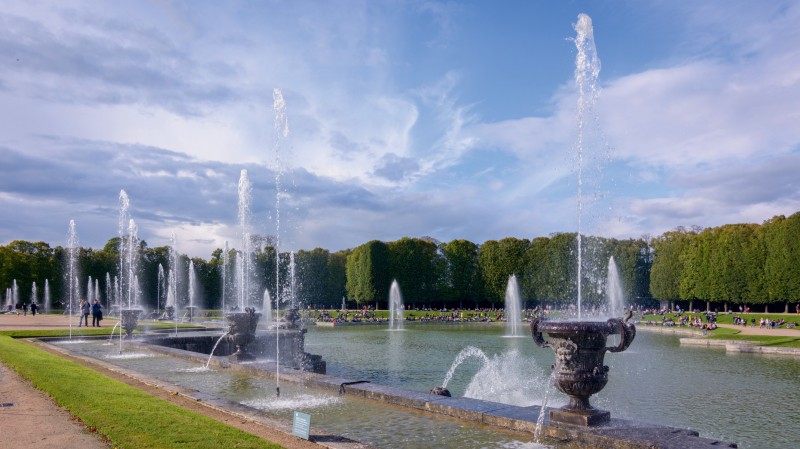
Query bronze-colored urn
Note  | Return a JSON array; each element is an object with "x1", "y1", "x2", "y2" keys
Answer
[
  {"x1": 531, "y1": 313, "x2": 635, "y2": 426},
  {"x1": 225, "y1": 307, "x2": 261, "y2": 361}
]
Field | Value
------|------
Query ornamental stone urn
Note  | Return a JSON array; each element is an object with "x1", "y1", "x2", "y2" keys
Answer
[
  {"x1": 531, "y1": 312, "x2": 636, "y2": 426},
  {"x1": 225, "y1": 307, "x2": 261, "y2": 362},
  {"x1": 120, "y1": 308, "x2": 142, "y2": 339}
]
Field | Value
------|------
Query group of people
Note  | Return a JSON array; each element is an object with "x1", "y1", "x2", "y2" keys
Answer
[
  {"x1": 2, "y1": 302, "x2": 39, "y2": 315},
  {"x1": 77, "y1": 299, "x2": 103, "y2": 327}
]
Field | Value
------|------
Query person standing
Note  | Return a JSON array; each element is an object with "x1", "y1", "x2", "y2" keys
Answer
[
  {"x1": 30, "y1": 302, "x2": 38, "y2": 316},
  {"x1": 91, "y1": 300, "x2": 103, "y2": 327},
  {"x1": 78, "y1": 299, "x2": 90, "y2": 327},
  {"x1": 22, "y1": 303, "x2": 28, "y2": 316}
]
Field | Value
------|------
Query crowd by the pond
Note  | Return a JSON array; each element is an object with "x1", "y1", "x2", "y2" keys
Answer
[
  {"x1": 644, "y1": 310, "x2": 720, "y2": 330},
  {"x1": 305, "y1": 303, "x2": 636, "y2": 324},
  {"x1": 307, "y1": 306, "x2": 517, "y2": 324},
  {"x1": 643, "y1": 307, "x2": 798, "y2": 330}
]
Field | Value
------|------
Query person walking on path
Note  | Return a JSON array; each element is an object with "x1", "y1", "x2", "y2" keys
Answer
[
  {"x1": 30, "y1": 302, "x2": 38, "y2": 316},
  {"x1": 22, "y1": 303, "x2": 28, "y2": 316},
  {"x1": 78, "y1": 299, "x2": 90, "y2": 327},
  {"x1": 91, "y1": 300, "x2": 103, "y2": 327}
]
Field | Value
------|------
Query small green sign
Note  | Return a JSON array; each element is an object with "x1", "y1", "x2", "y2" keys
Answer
[{"x1": 292, "y1": 411, "x2": 311, "y2": 440}]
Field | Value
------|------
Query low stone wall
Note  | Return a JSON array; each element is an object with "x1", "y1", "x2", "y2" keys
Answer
[
  {"x1": 146, "y1": 330, "x2": 326, "y2": 373},
  {"x1": 679, "y1": 337, "x2": 800, "y2": 357},
  {"x1": 725, "y1": 344, "x2": 800, "y2": 356}
]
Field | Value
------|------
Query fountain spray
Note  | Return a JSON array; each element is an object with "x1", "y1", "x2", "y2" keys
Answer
[
  {"x1": 273, "y1": 87, "x2": 289, "y2": 397},
  {"x1": 573, "y1": 13, "x2": 601, "y2": 319},
  {"x1": 66, "y1": 220, "x2": 79, "y2": 339}
]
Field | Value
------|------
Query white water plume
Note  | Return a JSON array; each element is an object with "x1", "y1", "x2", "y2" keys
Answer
[
  {"x1": 462, "y1": 350, "x2": 547, "y2": 407},
  {"x1": 243, "y1": 394, "x2": 341, "y2": 412}
]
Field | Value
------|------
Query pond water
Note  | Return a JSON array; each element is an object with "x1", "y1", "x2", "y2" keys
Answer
[
  {"x1": 305, "y1": 324, "x2": 800, "y2": 449},
  {"x1": 53, "y1": 325, "x2": 799, "y2": 449},
  {"x1": 53, "y1": 339, "x2": 546, "y2": 449}
]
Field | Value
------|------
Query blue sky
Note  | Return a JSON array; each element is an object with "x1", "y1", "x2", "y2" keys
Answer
[{"x1": 1, "y1": 1, "x2": 798, "y2": 258}]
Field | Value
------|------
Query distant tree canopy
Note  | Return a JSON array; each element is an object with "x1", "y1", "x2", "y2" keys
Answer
[
  {"x1": 2, "y1": 212, "x2": 799, "y2": 311},
  {"x1": 650, "y1": 212, "x2": 800, "y2": 311}
]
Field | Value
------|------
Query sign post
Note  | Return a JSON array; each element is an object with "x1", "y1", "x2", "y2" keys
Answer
[{"x1": 292, "y1": 411, "x2": 311, "y2": 440}]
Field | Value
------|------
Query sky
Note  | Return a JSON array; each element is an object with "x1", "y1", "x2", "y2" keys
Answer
[{"x1": 1, "y1": 0, "x2": 799, "y2": 258}]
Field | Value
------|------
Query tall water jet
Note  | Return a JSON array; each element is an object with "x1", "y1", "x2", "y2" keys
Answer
[
  {"x1": 573, "y1": 13, "x2": 602, "y2": 320},
  {"x1": 237, "y1": 169, "x2": 254, "y2": 311},
  {"x1": 221, "y1": 241, "x2": 229, "y2": 311},
  {"x1": 388, "y1": 280, "x2": 404, "y2": 330},
  {"x1": 606, "y1": 256, "x2": 625, "y2": 316},
  {"x1": 12, "y1": 279, "x2": 18, "y2": 308},
  {"x1": 157, "y1": 264, "x2": 164, "y2": 315},
  {"x1": 66, "y1": 220, "x2": 79, "y2": 337},
  {"x1": 86, "y1": 277, "x2": 93, "y2": 304},
  {"x1": 529, "y1": 14, "x2": 635, "y2": 428},
  {"x1": 187, "y1": 260, "x2": 197, "y2": 322},
  {"x1": 31, "y1": 281, "x2": 37, "y2": 308},
  {"x1": 105, "y1": 273, "x2": 111, "y2": 312},
  {"x1": 504, "y1": 275, "x2": 523, "y2": 337},
  {"x1": 44, "y1": 279, "x2": 51, "y2": 313},
  {"x1": 273, "y1": 87, "x2": 289, "y2": 395},
  {"x1": 118, "y1": 191, "x2": 142, "y2": 337},
  {"x1": 94, "y1": 278, "x2": 100, "y2": 309},
  {"x1": 261, "y1": 288, "x2": 274, "y2": 329}
]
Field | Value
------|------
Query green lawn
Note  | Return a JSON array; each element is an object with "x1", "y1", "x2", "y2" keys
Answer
[{"x1": 0, "y1": 335, "x2": 284, "y2": 449}]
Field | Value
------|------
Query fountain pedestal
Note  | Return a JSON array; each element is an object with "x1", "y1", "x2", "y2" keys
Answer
[
  {"x1": 225, "y1": 308, "x2": 261, "y2": 362},
  {"x1": 532, "y1": 315, "x2": 635, "y2": 426},
  {"x1": 120, "y1": 308, "x2": 142, "y2": 339}
]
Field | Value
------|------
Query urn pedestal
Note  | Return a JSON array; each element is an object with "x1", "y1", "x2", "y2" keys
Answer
[
  {"x1": 120, "y1": 308, "x2": 142, "y2": 339},
  {"x1": 225, "y1": 308, "x2": 261, "y2": 362},
  {"x1": 532, "y1": 316, "x2": 636, "y2": 426}
]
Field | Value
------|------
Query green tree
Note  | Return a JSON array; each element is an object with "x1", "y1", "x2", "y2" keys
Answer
[
  {"x1": 325, "y1": 250, "x2": 349, "y2": 308},
  {"x1": 650, "y1": 228, "x2": 694, "y2": 303},
  {"x1": 440, "y1": 239, "x2": 481, "y2": 307},
  {"x1": 295, "y1": 248, "x2": 330, "y2": 308},
  {"x1": 387, "y1": 237, "x2": 441, "y2": 307},
  {"x1": 477, "y1": 237, "x2": 530, "y2": 306},
  {"x1": 345, "y1": 240, "x2": 390, "y2": 307}
]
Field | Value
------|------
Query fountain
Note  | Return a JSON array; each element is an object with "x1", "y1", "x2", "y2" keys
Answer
[
  {"x1": 44, "y1": 279, "x2": 51, "y2": 313},
  {"x1": 606, "y1": 256, "x2": 625, "y2": 315},
  {"x1": 118, "y1": 191, "x2": 143, "y2": 336},
  {"x1": 504, "y1": 274, "x2": 523, "y2": 336},
  {"x1": 260, "y1": 288, "x2": 274, "y2": 329},
  {"x1": 388, "y1": 280, "x2": 404, "y2": 330},
  {"x1": 65, "y1": 220, "x2": 79, "y2": 337},
  {"x1": 526, "y1": 13, "x2": 638, "y2": 428}
]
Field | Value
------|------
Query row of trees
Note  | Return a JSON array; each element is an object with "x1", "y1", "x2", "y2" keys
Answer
[
  {"x1": 650, "y1": 212, "x2": 800, "y2": 312},
  {"x1": 1, "y1": 233, "x2": 651, "y2": 311},
  {"x1": 2, "y1": 212, "x2": 799, "y2": 312}
]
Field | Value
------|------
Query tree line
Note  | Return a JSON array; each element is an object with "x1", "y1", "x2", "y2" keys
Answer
[
  {"x1": 1, "y1": 211, "x2": 798, "y2": 312},
  {"x1": 650, "y1": 212, "x2": 800, "y2": 312}
]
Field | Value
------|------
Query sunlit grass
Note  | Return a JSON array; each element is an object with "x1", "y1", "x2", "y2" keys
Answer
[{"x1": 0, "y1": 335, "x2": 284, "y2": 449}]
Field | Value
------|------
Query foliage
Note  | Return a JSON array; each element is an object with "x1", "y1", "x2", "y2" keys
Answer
[
  {"x1": 345, "y1": 240, "x2": 390, "y2": 306},
  {"x1": 3, "y1": 211, "x2": 800, "y2": 311}
]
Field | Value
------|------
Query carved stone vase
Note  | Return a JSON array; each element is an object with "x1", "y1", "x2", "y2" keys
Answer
[
  {"x1": 531, "y1": 316, "x2": 635, "y2": 426},
  {"x1": 120, "y1": 308, "x2": 142, "y2": 339},
  {"x1": 225, "y1": 307, "x2": 261, "y2": 361}
]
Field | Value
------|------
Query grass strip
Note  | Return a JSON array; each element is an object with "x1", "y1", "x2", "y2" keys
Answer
[{"x1": 0, "y1": 335, "x2": 284, "y2": 449}]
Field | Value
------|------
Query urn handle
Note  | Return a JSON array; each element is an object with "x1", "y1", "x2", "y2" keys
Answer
[
  {"x1": 530, "y1": 317, "x2": 551, "y2": 348},
  {"x1": 606, "y1": 317, "x2": 636, "y2": 353}
]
